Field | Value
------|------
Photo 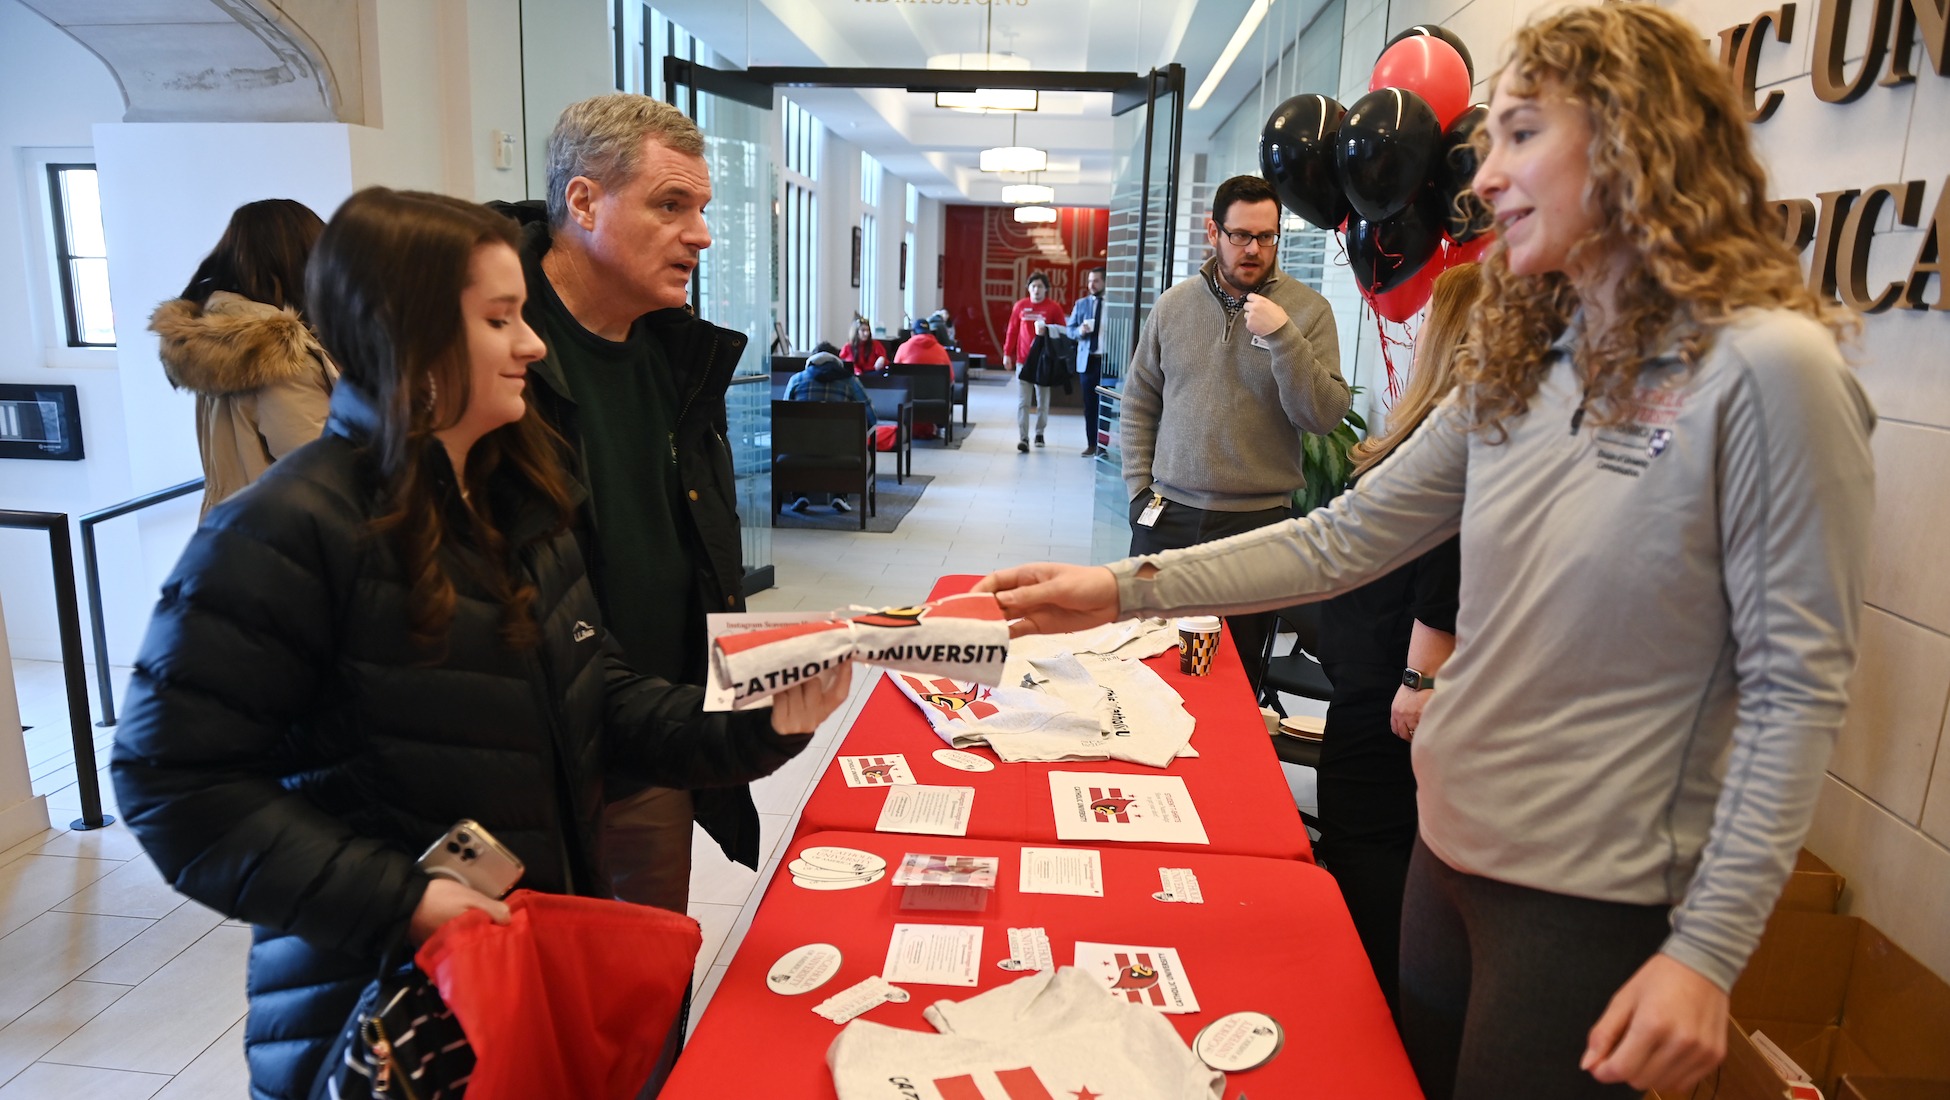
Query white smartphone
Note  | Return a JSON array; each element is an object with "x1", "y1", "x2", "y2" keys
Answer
[{"x1": 416, "y1": 819, "x2": 525, "y2": 899}]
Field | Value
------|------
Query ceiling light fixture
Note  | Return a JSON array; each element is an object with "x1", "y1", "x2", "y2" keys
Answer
[
  {"x1": 982, "y1": 147, "x2": 1048, "y2": 172},
  {"x1": 925, "y1": 52, "x2": 1032, "y2": 72},
  {"x1": 1188, "y1": 0, "x2": 1273, "y2": 111},
  {"x1": 1002, "y1": 182, "x2": 1055, "y2": 204},
  {"x1": 981, "y1": 114, "x2": 1047, "y2": 173},
  {"x1": 936, "y1": 88, "x2": 1039, "y2": 112},
  {"x1": 1014, "y1": 206, "x2": 1058, "y2": 224}
]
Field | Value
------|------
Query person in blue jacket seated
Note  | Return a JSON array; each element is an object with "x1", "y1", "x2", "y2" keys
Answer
[{"x1": 782, "y1": 349, "x2": 877, "y2": 514}]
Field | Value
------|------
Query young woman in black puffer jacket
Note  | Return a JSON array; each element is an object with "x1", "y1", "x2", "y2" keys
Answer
[{"x1": 111, "y1": 188, "x2": 850, "y2": 1100}]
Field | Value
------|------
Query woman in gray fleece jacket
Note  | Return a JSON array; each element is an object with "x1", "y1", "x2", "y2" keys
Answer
[{"x1": 976, "y1": 7, "x2": 1873, "y2": 1099}]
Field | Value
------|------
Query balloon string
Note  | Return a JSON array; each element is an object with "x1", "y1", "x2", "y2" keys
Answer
[{"x1": 1374, "y1": 309, "x2": 1415, "y2": 403}]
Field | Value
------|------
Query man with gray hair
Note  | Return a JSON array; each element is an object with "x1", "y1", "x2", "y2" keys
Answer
[{"x1": 491, "y1": 94, "x2": 760, "y2": 923}]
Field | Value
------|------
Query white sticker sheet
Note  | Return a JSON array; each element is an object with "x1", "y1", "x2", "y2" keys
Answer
[
  {"x1": 1001, "y1": 927, "x2": 1055, "y2": 972},
  {"x1": 882, "y1": 923, "x2": 984, "y2": 987},
  {"x1": 875, "y1": 785, "x2": 976, "y2": 837},
  {"x1": 1047, "y1": 772, "x2": 1209, "y2": 845},
  {"x1": 812, "y1": 975, "x2": 909, "y2": 1024},
  {"x1": 1155, "y1": 867, "x2": 1205, "y2": 904},
  {"x1": 1018, "y1": 847, "x2": 1104, "y2": 897}
]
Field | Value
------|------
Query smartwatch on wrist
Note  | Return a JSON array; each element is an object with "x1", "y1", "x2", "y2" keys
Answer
[{"x1": 1402, "y1": 668, "x2": 1435, "y2": 691}]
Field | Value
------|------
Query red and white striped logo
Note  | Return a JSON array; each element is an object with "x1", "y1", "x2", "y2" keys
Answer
[
  {"x1": 858, "y1": 757, "x2": 896, "y2": 785},
  {"x1": 931, "y1": 1067, "x2": 1060, "y2": 1100}
]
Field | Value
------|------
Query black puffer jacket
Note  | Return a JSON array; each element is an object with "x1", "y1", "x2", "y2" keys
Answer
[
  {"x1": 488, "y1": 201, "x2": 765, "y2": 868},
  {"x1": 110, "y1": 382, "x2": 809, "y2": 1100}
]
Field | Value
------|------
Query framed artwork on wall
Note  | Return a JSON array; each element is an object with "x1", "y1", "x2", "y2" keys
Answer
[
  {"x1": 899, "y1": 241, "x2": 908, "y2": 291},
  {"x1": 851, "y1": 226, "x2": 863, "y2": 288}
]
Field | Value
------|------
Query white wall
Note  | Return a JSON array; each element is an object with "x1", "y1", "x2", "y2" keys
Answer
[
  {"x1": 810, "y1": 129, "x2": 945, "y2": 346},
  {"x1": 519, "y1": 0, "x2": 616, "y2": 199},
  {"x1": 0, "y1": 0, "x2": 546, "y2": 670},
  {"x1": 90, "y1": 123, "x2": 358, "y2": 669},
  {"x1": 0, "y1": 0, "x2": 141, "y2": 663}
]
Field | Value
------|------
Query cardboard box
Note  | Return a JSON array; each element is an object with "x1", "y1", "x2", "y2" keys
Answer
[
  {"x1": 1694, "y1": 911, "x2": 1950, "y2": 1100},
  {"x1": 1776, "y1": 850, "x2": 1845, "y2": 914}
]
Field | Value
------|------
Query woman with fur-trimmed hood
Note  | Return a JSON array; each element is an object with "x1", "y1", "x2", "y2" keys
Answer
[{"x1": 150, "y1": 199, "x2": 337, "y2": 515}]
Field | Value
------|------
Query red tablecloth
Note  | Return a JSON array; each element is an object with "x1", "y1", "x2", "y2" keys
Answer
[
  {"x1": 793, "y1": 576, "x2": 1312, "y2": 862},
  {"x1": 663, "y1": 831, "x2": 1420, "y2": 1099}
]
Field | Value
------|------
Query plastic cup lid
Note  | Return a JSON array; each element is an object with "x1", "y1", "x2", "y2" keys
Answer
[{"x1": 1176, "y1": 616, "x2": 1222, "y2": 632}]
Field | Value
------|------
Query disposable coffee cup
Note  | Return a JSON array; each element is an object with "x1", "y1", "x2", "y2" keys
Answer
[
  {"x1": 1033, "y1": 319, "x2": 1047, "y2": 335},
  {"x1": 1177, "y1": 616, "x2": 1222, "y2": 676}
]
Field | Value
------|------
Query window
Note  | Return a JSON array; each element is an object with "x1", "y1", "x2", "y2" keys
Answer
[
  {"x1": 47, "y1": 165, "x2": 114, "y2": 347},
  {"x1": 903, "y1": 184, "x2": 919, "y2": 322},
  {"x1": 860, "y1": 152, "x2": 881, "y2": 207},
  {"x1": 860, "y1": 213, "x2": 878, "y2": 322},
  {"x1": 783, "y1": 98, "x2": 819, "y2": 180},
  {"x1": 643, "y1": 6, "x2": 698, "y2": 104},
  {"x1": 903, "y1": 229, "x2": 917, "y2": 322},
  {"x1": 781, "y1": 98, "x2": 822, "y2": 352},
  {"x1": 783, "y1": 183, "x2": 817, "y2": 351}
]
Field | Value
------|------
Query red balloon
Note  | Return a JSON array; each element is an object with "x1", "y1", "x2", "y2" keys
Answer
[
  {"x1": 1445, "y1": 233, "x2": 1492, "y2": 265},
  {"x1": 1370, "y1": 36, "x2": 1473, "y2": 129},
  {"x1": 1366, "y1": 254, "x2": 1442, "y2": 322}
]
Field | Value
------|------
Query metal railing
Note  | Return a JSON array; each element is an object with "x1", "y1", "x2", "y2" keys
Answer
[
  {"x1": 0, "y1": 508, "x2": 112, "y2": 830},
  {"x1": 80, "y1": 478, "x2": 203, "y2": 727}
]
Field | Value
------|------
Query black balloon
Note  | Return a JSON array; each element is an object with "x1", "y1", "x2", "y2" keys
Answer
[
  {"x1": 1383, "y1": 24, "x2": 1475, "y2": 84},
  {"x1": 1336, "y1": 88, "x2": 1442, "y2": 224},
  {"x1": 1437, "y1": 103, "x2": 1493, "y2": 242},
  {"x1": 1346, "y1": 190, "x2": 1444, "y2": 294},
  {"x1": 1259, "y1": 94, "x2": 1350, "y2": 230}
]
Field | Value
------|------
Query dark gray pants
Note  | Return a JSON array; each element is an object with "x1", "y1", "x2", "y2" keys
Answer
[
  {"x1": 1399, "y1": 839, "x2": 1672, "y2": 1100},
  {"x1": 1128, "y1": 494, "x2": 1290, "y2": 686}
]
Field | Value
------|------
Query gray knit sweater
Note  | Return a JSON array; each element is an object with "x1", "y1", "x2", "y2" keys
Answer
[{"x1": 1120, "y1": 255, "x2": 1348, "y2": 509}]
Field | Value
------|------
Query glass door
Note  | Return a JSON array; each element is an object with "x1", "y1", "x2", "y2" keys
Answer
[
  {"x1": 1094, "y1": 65, "x2": 1184, "y2": 564},
  {"x1": 666, "y1": 59, "x2": 777, "y2": 595}
]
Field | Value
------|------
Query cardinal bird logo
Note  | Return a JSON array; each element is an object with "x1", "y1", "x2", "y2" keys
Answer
[
  {"x1": 1088, "y1": 793, "x2": 1135, "y2": 821},
  {"x1": 902, "y1": 674, "x2": 1000, "y2": 721},
  {"x1": 1110, "y1": 961, "x2": 1159, "y2": 993},
  {"x1": 853, "y1": 605, "x2": 928, "y2": 628},
  {"x1": 858, "y1": 764, "x2": 892, "y2": 784}
]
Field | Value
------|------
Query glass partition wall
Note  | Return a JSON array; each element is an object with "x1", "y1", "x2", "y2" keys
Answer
[
  {"x1": 667, "y1": 61, "x2": 778, "y2": 594},
  {"x1": 1092, "y1": 66, "x2": 1184, "y2": 565}
]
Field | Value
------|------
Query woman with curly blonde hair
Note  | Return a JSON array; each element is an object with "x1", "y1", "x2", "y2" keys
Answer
[{"x1": 974, "y1": 5, "x2": 1876, "y2": 1096}]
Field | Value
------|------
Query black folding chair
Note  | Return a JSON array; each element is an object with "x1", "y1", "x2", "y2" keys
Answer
[{"x1": 771, "y1": 400, "x2": 875, "y2": 530}]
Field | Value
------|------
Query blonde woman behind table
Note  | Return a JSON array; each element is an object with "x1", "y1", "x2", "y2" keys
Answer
[{"x1": 974, "y1": 6, "x2": 1874, "y2": 1096}]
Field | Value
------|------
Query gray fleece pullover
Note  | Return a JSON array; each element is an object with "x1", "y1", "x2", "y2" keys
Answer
[
  {"x1": 1121, "y1": 256, "x2": 1349, "y2": 509},
  {"x1": 1111, "y1": 308, "x2": 1875, "y2": 991}
]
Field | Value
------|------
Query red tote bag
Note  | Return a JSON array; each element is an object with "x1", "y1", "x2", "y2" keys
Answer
[{"x1": 416, "y1": 890, "x2": 702, "y2": 1100}]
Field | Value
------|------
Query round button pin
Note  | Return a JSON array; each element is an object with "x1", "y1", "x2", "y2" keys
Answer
[{"x1": 1193, "y1": 1011, "x2": 1284, "y2": 1072}]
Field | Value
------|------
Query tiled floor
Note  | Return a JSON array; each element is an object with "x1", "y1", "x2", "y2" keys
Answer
[{"x1": 0, "y1": 375, "x2": 1317, "y2": 1094}]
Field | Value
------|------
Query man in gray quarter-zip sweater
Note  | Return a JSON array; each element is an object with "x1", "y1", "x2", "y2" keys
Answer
[{"x1": 1121, "y1": 174, "x2": 1349, "y2": 680}]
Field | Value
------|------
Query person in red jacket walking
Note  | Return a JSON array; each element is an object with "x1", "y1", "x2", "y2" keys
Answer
[{"x1": 1003, "y1": 272, "x2": 1069, "y2": 453}]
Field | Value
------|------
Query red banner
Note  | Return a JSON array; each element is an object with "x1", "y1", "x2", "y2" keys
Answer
[{"x1": 943, "y1": 205, "x2": 1109, "y2": 361}]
